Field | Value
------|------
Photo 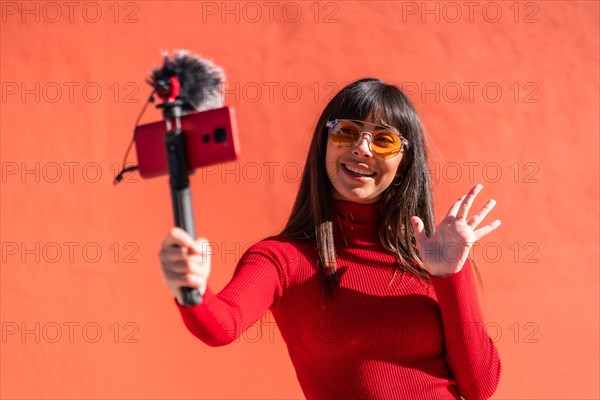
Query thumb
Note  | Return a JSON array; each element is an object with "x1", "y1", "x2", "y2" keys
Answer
[{"x1": 410, "y1": 216, "x2": 426, "y2": 244}]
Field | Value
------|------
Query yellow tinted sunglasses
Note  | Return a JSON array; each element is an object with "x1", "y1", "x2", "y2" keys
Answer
[{"x1": 326, "y1": 119, "x2": 410, "y2": 160}]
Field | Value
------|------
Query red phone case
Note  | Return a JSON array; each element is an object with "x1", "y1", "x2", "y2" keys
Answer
[{"x1": 134, "y1": 106, "x2": 240, "y2": 179}]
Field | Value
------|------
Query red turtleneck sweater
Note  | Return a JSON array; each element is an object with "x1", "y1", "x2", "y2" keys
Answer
[{"x1": 175, "y1": 200, "x2": 501, "y2": 399}]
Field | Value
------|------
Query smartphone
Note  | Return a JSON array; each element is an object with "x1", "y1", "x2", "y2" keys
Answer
[{"x1": 134, "y1": 106, "x2": 240, "y2": 179}]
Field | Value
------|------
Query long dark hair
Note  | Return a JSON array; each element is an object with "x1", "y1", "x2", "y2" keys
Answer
[{"x1": 280, "y1": 78, "x2": 441, "y2": 294}]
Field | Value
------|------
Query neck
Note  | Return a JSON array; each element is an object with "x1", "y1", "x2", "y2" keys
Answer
[{"x1": 331, "y1": 199, "x2": 383, "y2": 245}]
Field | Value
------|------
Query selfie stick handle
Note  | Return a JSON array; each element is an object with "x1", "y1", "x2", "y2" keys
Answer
[{"x1": 164, "y1": 102, "x2": 202, "y2": 307}]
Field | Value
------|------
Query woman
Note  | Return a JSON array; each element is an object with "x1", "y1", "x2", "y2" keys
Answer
[{"x1": 159, "y1": 78, "x2": 502, "y2": 399}]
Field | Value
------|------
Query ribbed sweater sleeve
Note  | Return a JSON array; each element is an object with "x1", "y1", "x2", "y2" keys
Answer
[
  {"x1": 429, "y1": 258, "x2": 501, "y2": 400},
  {"x1": 174, "y1": 239, "x2": 294, "y2": 347}
]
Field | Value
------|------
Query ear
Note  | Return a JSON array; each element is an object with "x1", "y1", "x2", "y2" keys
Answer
[
  {"x1": 395, "y1": 157, "x2": 408, "y2": 178},
  {"x1": 395, "y1": 167, "x2": 404, "y2": 179}
]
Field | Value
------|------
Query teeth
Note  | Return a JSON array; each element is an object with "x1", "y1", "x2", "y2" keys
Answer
[{"x1": 344, "y1": 164, "x2": 375, "y2": 176}]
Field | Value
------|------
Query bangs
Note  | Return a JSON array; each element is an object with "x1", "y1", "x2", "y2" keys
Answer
[{"x1": 328, "y1": 82, "x2": 416, "y2": 138}]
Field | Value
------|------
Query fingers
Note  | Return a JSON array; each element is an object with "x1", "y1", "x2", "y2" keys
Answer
[
  {"x1": 162, "y1": 264, "x2": 210, "y2": 286},
  {"x1": 159, "y1": 253, "x2": 209, "y2": 273},
  {"x1": 447, "y1": 195, "x2": 466, "y2": 218},
  {"x1": 473, "y1": 219, "x2": 502, "y2": 241},
  {"x1": 455, "y1": 183, "x2": 483, "y2": 221},
  {"x1": 162, "y1": 227, "x2": 203, "y2": 253},
  {"x1": 165, "y1": 270, "x2": 209, "y2": 306},
  {"x1": 159, "y1": 228, "x2": 212, "y2": 302},
  {"x1": 467, "y1": 198, "x2": 497, "y2": 229},
  {"x1": 444, "y1": 184, "x2": 501, "y2": 241}
]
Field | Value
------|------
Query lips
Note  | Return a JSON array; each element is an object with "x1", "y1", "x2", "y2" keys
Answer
[{"x1": 342, "y1": 163, "x2": 376, "y2": 177}]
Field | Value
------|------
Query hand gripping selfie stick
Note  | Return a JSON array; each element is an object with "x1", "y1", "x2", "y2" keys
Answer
[{"x1": 157, "y1": 76, "x2": 203, "y2": 306}]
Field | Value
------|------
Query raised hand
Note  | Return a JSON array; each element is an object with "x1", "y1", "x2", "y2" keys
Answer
[{"x1": 410, "y1": 184, "x2": 501, "y2": 277}]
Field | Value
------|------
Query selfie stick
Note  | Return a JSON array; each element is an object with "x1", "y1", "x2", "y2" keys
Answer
[{"x1": 159, "y1": 77, "x2": 202, "y2": 306}]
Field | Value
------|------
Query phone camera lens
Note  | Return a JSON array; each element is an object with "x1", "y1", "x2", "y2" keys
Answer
[{"x1": 214, "y1": 128, "x2": 227, "y2": 143}]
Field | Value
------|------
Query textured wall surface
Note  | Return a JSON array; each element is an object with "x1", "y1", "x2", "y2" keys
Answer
[{"x1": 1, "y1": 1, "x2": 598, "y2": 399}]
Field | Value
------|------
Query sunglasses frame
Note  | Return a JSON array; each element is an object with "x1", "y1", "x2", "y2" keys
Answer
[{"x1": 326, "y1": 119, "x2": 410, "y2": 159}]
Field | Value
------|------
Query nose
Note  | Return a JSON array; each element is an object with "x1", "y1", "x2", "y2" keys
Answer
[{"x1": 352, "y1": 132, "x2": 373, "y2": 158}]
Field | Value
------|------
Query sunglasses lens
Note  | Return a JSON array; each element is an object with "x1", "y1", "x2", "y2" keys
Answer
[
  {"x1": 371, "y1": 131, "x2": 402, "y2": 159},
  {"x1": 329, "y1": 120, "x2": 361, "y2": 147}
]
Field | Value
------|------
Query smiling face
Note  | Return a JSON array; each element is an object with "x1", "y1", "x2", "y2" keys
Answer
[{"x1": 325, "y1": 117, "x2": 405, "y2": 204}]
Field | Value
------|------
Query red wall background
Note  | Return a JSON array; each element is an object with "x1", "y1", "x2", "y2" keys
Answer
[{"x1": 1, "y1": 1, "x2": 598, "y2": 399}]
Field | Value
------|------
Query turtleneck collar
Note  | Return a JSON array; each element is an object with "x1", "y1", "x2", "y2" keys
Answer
[{"x1": 331, "y1": 199, "x2": 383, "y2": 244}]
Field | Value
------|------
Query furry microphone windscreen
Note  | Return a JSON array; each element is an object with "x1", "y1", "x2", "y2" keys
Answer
[{"x1": 148, "y1": 50, "x2": 226, "y2": 112}]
